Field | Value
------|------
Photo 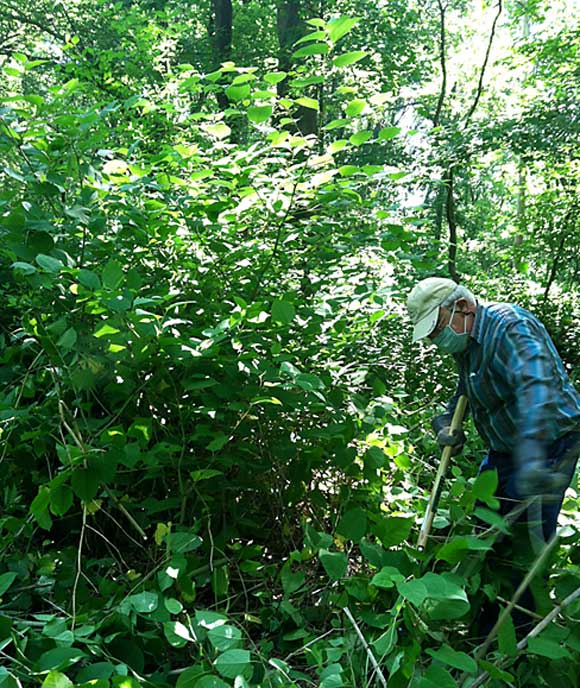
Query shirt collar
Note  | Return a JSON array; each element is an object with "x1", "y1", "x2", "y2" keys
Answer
[{"x1": 470, "y1": 301, "x2": 485, "y2": 344}]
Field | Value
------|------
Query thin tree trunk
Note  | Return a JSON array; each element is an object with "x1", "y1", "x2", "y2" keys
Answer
[{"x1": 444, "y1": 166, "x2": 460, "y2": 282}]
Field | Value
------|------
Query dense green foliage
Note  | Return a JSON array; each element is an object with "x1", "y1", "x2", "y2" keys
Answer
[{"x1": 1, "y1": 1, "x2": 580, "y2": 687}]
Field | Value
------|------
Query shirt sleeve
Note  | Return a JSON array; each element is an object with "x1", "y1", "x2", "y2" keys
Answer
[{"x1": 502, "y1": 318, "x2": 558, "y2": 445}]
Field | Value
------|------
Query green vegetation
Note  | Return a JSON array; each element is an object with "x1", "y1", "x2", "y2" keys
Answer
[{"x1": 1, "y1": 1, "x2": 580, "y2": 686}]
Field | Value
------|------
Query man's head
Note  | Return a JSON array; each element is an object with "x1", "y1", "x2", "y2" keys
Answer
[{"x1": 407, "y1": 277, "x2": 477, "y2": 345}]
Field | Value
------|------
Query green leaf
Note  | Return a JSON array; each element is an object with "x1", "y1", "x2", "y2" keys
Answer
[
  {"x1": 94, "y1": 323, "x2": 121, "y2": 338},
  {"x1": 214, "y1": 649, "x2": 251, "y2": 679},
  {"x1": 175, "y1": 666, "x2": 203, "y2": 688},
  {"x1": 370, "y1": 566, "x2": 404, "y2": 589},
  {"x1": 37, "y1": 647, "x2": 87, "y2": 672},
  {"x1": 527, "y1": 636, "x2": 570, "y2": 659},
  {"x1": 472, "y1": 469, "x2": 499, "y2": 508},
  {"x1": 30, "y1": 486, "x2": 52, "y2": 530},
  {"x1": 57, "y1": 328, "x2": 77, "y2": 350},
  {"x1": 319, "y1": 550, "x2": 348, "y2": 580},
  {"x1": 271, "y1": 300, "x2": 295, "y2": 325},
  {"x1": 49, "y1": 485, "x2": 74, "y2": 516},
  {"x1": 164, "y1": 597, "x2": 183, "y2": 614},
  {"x1": 397, "y1": 573, "x2": 470, "y2": 620},
  {"x1": 295, "y1": 97, "x2": 319, "y2": 111},
  {"x1": 349, "y1": 131, "x2": 372, "y2": 146},
  {"x1": 36, "y1": 254, "x2": 62, "y2": 273},
  {"x1": 195, "y1": 677, "x2": 230, "y2": 688},
  {"x1": 292, "y1": 43, "x2": 329, "y2": 59},
  {"x1": 75, "y1": 662, "x2": 115, "y2": 682},
  {"x1": 206, "y1": 123, "x2": 231, "y2": 139},
  {"x1": 191, "y1": 469, "x2": 224, "y2": 482},
  {"x1": 333, "y1": 51, "x2": 367, "y2": 68},
  {"x1": 373, "y1": 516, "x2": 413, "y2": 547},
  {"x1": 41, "y1": 672, "x2": 74, "y2": 688},
  {"x1": 327, "y1": 17, "x2": 360, "y2": 43},
  {"x1": 128, "y1": 591, "x2": 159, "y2": 613},
  {"x1": 336, "y1": 507, "x2": 367, "y2": 543},
  {"x1": 71, "y1": 468, "x2": 99, "y2": 501},
  {"x1": 328, "y1": 139, "x2": 348, "y2": 154},
  {"x1": 12, "y1": 261, "x2": 37, "y2": 275},
  {"x1": 225, "y1": 84, "x2": 250, "y2": 101},
  {"x1": 378, "y1": 126, "x2": 401, "y2": 141},
  {"x1": 0, "y1": 572, "x2": 17, "y2": 596},
  {"x1": 346, "y1": 99, "x2": 366, "y2": 117},
  {"x1": 498, "y1": 612, "x2": 518, "y2": 657},
  {"x1": 208, "y1": 624, "x2": 242, "y2": 651},
  {"x1": 78, "y1": 268, "x2": 101, "y2": 290},
  {"x1": 164, "y1": 620, "x2": 192, "y2": 648},
  {"x1": 102, "y1": 259, "x2": 124, "y2": 289},
  {"x1": 247, "y1": 105, "x2": 272, "y2": 123},
  {"x1": 426, "y1": 645, "x2": 477, "y2": 673},
  {"x1": 264, "y1": 71, "x2": 287, "y2": 85}
]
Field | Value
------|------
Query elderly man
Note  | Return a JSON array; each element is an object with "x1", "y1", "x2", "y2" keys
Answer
[{"x1": 406, "y1": 276, "x2": 580, "y2": 633}]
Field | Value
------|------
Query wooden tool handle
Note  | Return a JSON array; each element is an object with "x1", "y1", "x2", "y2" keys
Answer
[{"x1": 417, "y1": 395, "x2": 468, "y2": 550}]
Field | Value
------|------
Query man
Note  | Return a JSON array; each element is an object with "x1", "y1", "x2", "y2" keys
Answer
[{"x1": 406, "y1": 276, "x2": 580, "y2": 632}]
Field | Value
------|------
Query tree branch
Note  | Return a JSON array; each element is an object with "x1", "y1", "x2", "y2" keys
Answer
[
  {"x1": 464, "y1": 0, "x2": 503, "y2": 123},
  {"x1": 433, "y1": 0, "x2": 447, "y2": 127}
]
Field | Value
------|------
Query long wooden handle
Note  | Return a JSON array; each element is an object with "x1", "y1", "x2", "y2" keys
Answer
[{"x1": 417, "y1": 395, "x2": 468, "y2": 550}]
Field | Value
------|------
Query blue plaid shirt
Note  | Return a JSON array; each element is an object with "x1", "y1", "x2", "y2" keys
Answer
[{"x1": 447, "y1": 302, "x2": 580, "y2": 453}]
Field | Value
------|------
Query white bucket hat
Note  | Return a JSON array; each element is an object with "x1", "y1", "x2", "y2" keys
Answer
[{"x1": 407, "y1": 277, "x2": 458, "y2": 342}]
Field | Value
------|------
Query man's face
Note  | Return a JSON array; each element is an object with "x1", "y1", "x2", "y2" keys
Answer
[{"x1": 428, "y1": 300, "x2": 474, "y2": 340}]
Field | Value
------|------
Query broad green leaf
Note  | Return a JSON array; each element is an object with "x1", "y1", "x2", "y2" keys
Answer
[
  {"x1": 345, "y1": 99, "x2": 366, "y2": 117},
  {"x1": 338, "y1": 165, "x2": 359, "y2": 177},
  {"x1": 195, "y1": 677, "x2": 230, "y2": 688},
  {"x1": 319, "y1": 550, "x2": 348, "y2": 580},
  {"x1": 247, "y1": 105, "x2": 272, "y2": 123},
  {"x1": 49, "y1": 485, "x2": 74, "y2": 516},
  {"x1": 498, "y1": 612, "x2": 518, "y2": 657},
  {"x1": 378, "y1": 126, "x2": 401, "y2": 141},
  {"x1": 333, "y1": 51, "x2": 367, "y2": 68},
  {"x1": 102, "y1": 259, "x2": 124, "y2": 289},
  {"x1": 371, "y1": 566, "x2": 404, "y2": 589},
  {"x1": 328, "y1": 139, "x2": 348, "y2": 154},
  {"x1": 426, "y1": 645, "x2": 477, "y2": 673},
  {"x1": 264, "y1": 71, "x2": 287, "y2": 85},
  {"x1": 57, "y1": 328, "x2": 77, "y2": 350},
  {"x1": 128, "y1": 591, "x2": 158, "y2": 613},
  {"x1": 295, "y1": 97, "x2": 319, "y2": 111},
  {"x1": 323, "y1": 118, "x2": 349, "y2": 130},
  {"x1": 41, "y1": 672, "x2": 73, "y2": 688},
  {"x1": 36, "y1": 254, "x2": 62, "y2": 273},
  {"x1": 271, "y1": 300, "x2": 295, "y2": 325},
  {"x1": 206, "y1": 123, "x2": 231, "y2": 139},
  {"x1": 419, "y1": 665, "x2": 457, "y2": 688},
  {"x1": 175, "y1": 666, "x2": 203, "y2": 688},
  {"x1": 30, "y1": 487, "x2": 53, "y2": 530},
  {"x1": 208, "y1": 624, "x2": 242, "y2": 651},
  {"x1": 75, "y1": 663, "x2": 115, "y2": 682},
  {"x1": 527, "y1": 636, "x2": 570, "y2": 659},
  {"x1": 71, "y1": 468, "x2": 99, "y2": 501},
  {"x1": 0, "y1": 572, "x2": 17, "y2": 596},
  {"x1": 79, "y1": 268, "x2": 101, "y2": 291},
  {"x1": 164, "y1": 620, "x2": 192, "y2": 647},
  {"x1": 214, "y1": 649, "x2": 251, "y2": 679},
  {"x1": 37, "y1": 647, "x2": 87, "y2": 672},
  {"x1": 12, "y1": 261, "x2": 36, "y2": 275},
  {"x1": 349, "y1": 131, "x2": 372, "y2": 146},
  {"x1": 292, "y1": 43, "x2": 329, "y2": 59},
  {"x1": 294, "y1": 30, "x2": 327, "y2": 45},
  {"x1": 327, "y1": 17, "x2": 360, "y2": 43},
  {"x1": 225, "y1": 84, "x2": 250, "y2": 101},
  {"x1": 373, "y1": 516, "x2": 413, "y2": 547},
  {"x1": 336, "y1": 507, "x2": 367, "y2": 543},
  {"x1": 472, "y1": 469, "x2": 499, "y2": 508},
  {"x1": 207, "y1": 433, "x2": 229, "y2": 451}
]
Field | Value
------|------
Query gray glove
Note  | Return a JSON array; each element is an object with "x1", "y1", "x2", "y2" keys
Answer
[{"x1": 432, "y1": 415, "x2": 466, "y2": 456}]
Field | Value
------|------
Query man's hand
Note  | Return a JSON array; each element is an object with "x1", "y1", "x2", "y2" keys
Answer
[{"x1": 432, "y1": 415, "x2": 466, "y2": 456}]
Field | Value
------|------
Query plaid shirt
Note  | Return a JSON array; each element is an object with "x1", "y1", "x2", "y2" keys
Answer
[{"x1": 446, "y1": 302, "x2": 580, "y2": 453}]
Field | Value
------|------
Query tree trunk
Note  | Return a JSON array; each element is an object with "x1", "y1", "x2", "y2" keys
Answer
[
  {"x1": 276, "y1": 0, "x2": 318, "y2": 136},
  {"x1": 444, "y1": 166, "x2": 461, "y2": 282},
  {"x1": 209, "y1": 0, "x2": 233, "y2": 110}
]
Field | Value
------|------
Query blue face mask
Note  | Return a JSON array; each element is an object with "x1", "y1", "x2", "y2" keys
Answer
[{"x1": 432, "y1": 303, "x2": 470, "y2": 354}]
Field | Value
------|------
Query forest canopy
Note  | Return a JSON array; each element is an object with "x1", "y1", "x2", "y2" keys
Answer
[{"x1": 1, "y1": 0, "x2": 580, "y2": 687}]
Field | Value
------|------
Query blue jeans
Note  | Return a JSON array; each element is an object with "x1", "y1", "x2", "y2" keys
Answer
[{"x1": 475, "y1": 431, "x2": 580, "y2": 637}]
